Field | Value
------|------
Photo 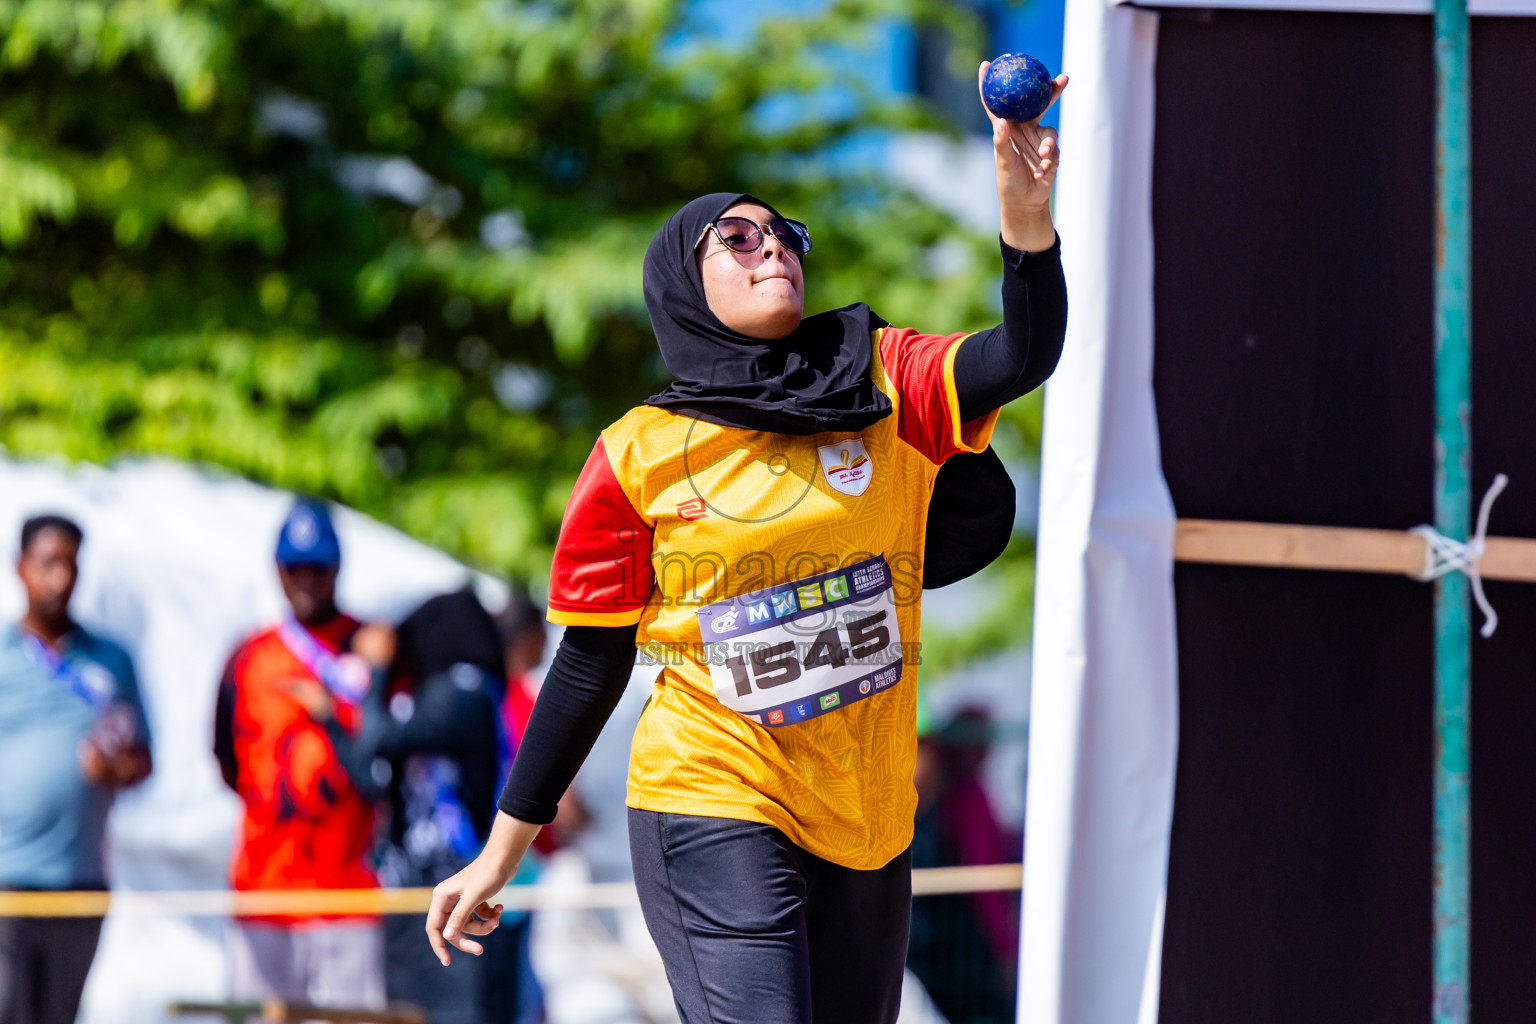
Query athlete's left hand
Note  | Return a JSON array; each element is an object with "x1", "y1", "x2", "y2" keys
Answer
[
  {"x1": 79, "y1": 738, "x2": 152, "y2": 787},
  {"x1": 979, "y1": 61, "x2": 1068, "y2": 252},
  {"x1": 427, "y1": 811, "x2": 541, "y2": 965},
  {"x1": 285, "y1": 678, "x2": 333, "y2": 722},
  {"x1": 352, "y1": 622, "x2": 396, "y2": 668}
]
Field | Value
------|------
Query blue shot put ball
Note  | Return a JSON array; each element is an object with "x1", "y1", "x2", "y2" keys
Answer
[{"x1": 982, "y1": 53, "x2": 1054, "y2": 123}]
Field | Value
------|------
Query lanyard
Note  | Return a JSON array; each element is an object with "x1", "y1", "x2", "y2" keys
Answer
[
  {"x1": 21, "y1": 632, "x2": 113, "y2": 712},
  {"x1": 275, "y1": 617, "x2": 370, "y2": 705}
]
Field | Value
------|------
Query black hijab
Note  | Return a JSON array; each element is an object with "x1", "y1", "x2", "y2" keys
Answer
[
  {"x1": 394, "y1": 589, "x2": 505, "y2": 685},
  {"x1": 641, "y1": 191, "x2": 1015, "y2": 588},
  {"x1": 644, "y1": 192, "x2": 892, "y2": 435}
]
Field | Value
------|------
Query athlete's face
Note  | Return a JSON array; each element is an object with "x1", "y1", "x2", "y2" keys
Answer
[
  {"x1": 16, "y1": 528, "x2": 78, "y2": 625},
  {"x1": 278, "y1": 563, "x2": 339, "y2": 625},
  {"x1": 696, "y1": 202, "x2": 804, "y2": 340}
]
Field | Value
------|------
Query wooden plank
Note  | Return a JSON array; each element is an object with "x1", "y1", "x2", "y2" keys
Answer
[
  {"x1": 1174, "y1": 519, "x2": 1536, "y2": 583},
  {"x1": 909, "y1": 862, "x2": 1022, "y2": 896},
  {"x1": 1480, "y1": 536, "x2": 1536, "y2": 582},
  {"x1": 259, "y1": 1001, "x2": 425, "y2": 1024},
  {"x1": 167, "y1": 1000, "x2": 426, "y2": 1024},
  {"x1": 1174, "y1": 519, "x2": 1425, "y2": 575}
]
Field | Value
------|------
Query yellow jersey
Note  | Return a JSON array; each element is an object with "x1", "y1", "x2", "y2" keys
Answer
[{"x1": 545, "y1": 325, "x2": 997, "y2": 869}]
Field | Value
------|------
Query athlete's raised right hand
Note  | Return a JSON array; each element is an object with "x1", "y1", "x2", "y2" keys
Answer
[{"x1": 426, "y1": 811, "x2": 541, "y2": 965}]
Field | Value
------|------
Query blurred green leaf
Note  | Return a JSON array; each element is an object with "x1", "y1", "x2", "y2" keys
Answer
[{"x1": 0, "y1": 0, "x2": 1036, "y2": 666}]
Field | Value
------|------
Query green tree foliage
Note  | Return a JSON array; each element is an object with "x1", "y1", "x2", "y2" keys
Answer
[{"x1": 0, "y1": 0, "x2": 1036, "y2": 637}]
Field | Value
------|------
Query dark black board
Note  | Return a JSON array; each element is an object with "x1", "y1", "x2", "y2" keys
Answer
[{"x1": 1150, "y1": 9, "x2": 1536, "y2": 1020}]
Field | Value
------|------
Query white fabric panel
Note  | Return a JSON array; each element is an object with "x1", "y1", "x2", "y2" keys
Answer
[
  {"x1": 1016, "y1": 1, "x2": 1180, "y2": 1021},
  {"x1": 0, "y1": 457, "x2": 503, "y2": 1024},
  {"x1": 1117, "y1": 0, "x2": 1536, "y2": 15}
]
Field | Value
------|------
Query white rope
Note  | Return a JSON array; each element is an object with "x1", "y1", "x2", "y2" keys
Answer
[
  {"x1": 1410, "y1": 473, "x2": 1509, "y2": 638},
  {"x1": 0, "y1": 863, "x2": 1025, "y2": 918}
]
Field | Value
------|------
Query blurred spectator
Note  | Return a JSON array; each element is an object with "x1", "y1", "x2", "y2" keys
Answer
[
  {"x1": 525, "y1": 664, "x2": 672, "y2": 1024},
  {"x1": 489, "y1": 593, "x2": 552, "y2": 1024},
  {"x1": 0, "y1": 514, "x2": 152, "y2": 1024},
  {"x1": 497, "y1": 594, "x2": 585, "y2": 852},
  {"x1": 303, "y1": 589, "x2": 508, "y2": 1024},
  {"x1": 907, "y1": 706, "x2": 1017, "y2": 1024},
  {"x1": 371, "y1": 591, "x2": 506, "y2": 891},
  {"x1": 212, "y1": 500, "x2": 388, "y2": 1010},
  {"x1": 496, "y1": 591, "x2": 547, "y2": 767}
]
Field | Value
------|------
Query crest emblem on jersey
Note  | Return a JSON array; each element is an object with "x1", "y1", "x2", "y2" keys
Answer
[{"x1": 817, "y1": 440, "x2": 872, "y2": 497}]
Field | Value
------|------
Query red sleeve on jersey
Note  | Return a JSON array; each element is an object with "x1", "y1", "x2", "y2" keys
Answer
[
  {"x1": 547, "y1": 438, "x2": 656, "y2": 626},
  {"x1": 879, "y1": 327, "x2": 1000, "y2": 464}
]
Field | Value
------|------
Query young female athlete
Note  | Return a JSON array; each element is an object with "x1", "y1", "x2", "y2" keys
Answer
[{"x1": 425, "y1": 64, "x2": 1069, "y2": 1024}]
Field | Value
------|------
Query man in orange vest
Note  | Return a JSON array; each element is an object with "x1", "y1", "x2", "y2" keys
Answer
[{"x1": 213, "y1": 499, "x2": 390, "y2": 1009}]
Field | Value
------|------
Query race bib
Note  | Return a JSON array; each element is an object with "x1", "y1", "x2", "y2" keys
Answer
[{"x1": 697, "y1": 556, "x2": 904, "y2": 727}]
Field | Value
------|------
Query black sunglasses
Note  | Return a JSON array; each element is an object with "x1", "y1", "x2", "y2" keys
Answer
[{"x1": 699, "y1": 216, "x2": 813, "y2": 257}]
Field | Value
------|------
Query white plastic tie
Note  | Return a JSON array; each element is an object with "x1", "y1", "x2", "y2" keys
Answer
[{"x1": 1409, "y1": 473, "x2": 1509, "y2": 638}]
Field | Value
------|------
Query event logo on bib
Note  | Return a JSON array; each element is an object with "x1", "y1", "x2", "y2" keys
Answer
[{"x1": 817, "y1": 440, "x2": 872, "y2": 496}]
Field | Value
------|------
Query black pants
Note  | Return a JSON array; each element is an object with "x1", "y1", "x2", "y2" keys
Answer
[
  {"x1": 384, "y1": 912, "x2": 484, "y2": 1024},
  {"x1": 0, "y1": 915, "x2": 104, "y2": 1024},
  {"x1": 629, "y1": 809, "x2": 911, "y2": 1024}
]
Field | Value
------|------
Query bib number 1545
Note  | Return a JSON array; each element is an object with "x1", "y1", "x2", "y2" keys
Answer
[
  {"x1": 698, "y1": 556, "x2": 905, "y2": 727},
  {"x1": 722, "y1": 609, "x2": 891, "y2": 695}
]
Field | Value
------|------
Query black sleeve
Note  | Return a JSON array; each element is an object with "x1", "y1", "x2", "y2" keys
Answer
[
  {"x1": 319, "y1": 666, "x2": 394, "y2": 800},
  {"x1": 442, "y1": 684, "x2": 502, "y2": 840},
  {"x1": 497, "y1": 624, "x2": 638, "y2": 825},
  {"x1": 213, "y1": 654, "x2": 239, "y2": 791},
  {"x1": 323, "y1": 668, "x2": 504, "y2": 834},
  {"x1": 923, "y1": 446, "x2": 1016, "y2": 589},
  {"x1": 953, "y1": 235, "x2": 1068, "y2": 422}
]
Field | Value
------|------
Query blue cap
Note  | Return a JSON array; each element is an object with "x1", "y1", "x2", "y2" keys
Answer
[{"x1": 275, "y1": 499, "x2": 341, "y2": 567}]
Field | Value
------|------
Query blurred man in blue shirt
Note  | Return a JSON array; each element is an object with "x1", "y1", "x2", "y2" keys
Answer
[{"x1": 0, "y1": 514, "x2": 152, "y2": 1024}]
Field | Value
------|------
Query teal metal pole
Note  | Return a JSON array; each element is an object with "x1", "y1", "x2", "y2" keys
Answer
[{"x1": 1432, "y1": 0, "x2": 1472, "y2": 1014}]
